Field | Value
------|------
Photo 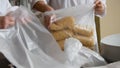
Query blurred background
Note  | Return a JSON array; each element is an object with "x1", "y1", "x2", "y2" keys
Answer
[{"x1": 100, "y1": 0, "x2": 120, "y2": 38}]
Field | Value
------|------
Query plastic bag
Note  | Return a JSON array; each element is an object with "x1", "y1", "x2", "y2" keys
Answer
[
  {"x1": 0, "y1": 6, "x2": 71, "y2": 68},
  {"x1": 0, "y1": 6, "x2": 106, "y2": 68},
  {"x1": 44, "y1": 4, "x2": 98, "y2": 52}
]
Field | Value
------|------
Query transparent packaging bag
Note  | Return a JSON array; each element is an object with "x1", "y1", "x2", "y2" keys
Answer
[
  {"x1": 44, "y1": 4, "x2": 98, "y2": 52},
  {"x1": 0, "y1": 6, "x2": 106, "y2": 68}
]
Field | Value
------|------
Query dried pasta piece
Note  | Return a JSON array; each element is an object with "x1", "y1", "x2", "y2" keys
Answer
[
  {"x1": 51, "y1": 29, "x2": 73, "y2": 41},
  {"x1": 49, "y1": 16, "x2": 75, "y2": 30},
  {"x1": 73, "y1": 25, "x2": 94, "y2": 37}
]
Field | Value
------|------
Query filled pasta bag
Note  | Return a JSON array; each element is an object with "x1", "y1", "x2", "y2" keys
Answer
[{"x1": 44, "y1": 3, "x2": 98, "y2": 52}]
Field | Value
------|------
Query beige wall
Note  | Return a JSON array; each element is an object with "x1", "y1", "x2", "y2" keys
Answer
[{"x1": 100, "y1": 0, "x2": 120, "y2": 38}]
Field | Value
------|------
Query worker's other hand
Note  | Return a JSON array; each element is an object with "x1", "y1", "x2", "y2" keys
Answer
[
  {"x1": 94, "y1": 0, "x2": 105, "y2": 14},
  {"x1": 44, "y1": 14, "x2": 56, "y2": 28},
  {"x1": 0, "y1": 15, "x2": 15, "y2": 29}
]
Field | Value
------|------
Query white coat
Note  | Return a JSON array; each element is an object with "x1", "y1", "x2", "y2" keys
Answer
[{"x1": 0, "y1": 0, "x2": 11, "y2": 16}]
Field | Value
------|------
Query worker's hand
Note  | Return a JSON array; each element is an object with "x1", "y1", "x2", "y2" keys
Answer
[
  {"x1": 44, "y1": 14, "x2": 56, "y2": 28},
  {"x1": 0, "y1": 15, "x2": 15, "y2": 29},
  {"x1": 94, "y1": 0, "x2": 105, "y2": 14}
]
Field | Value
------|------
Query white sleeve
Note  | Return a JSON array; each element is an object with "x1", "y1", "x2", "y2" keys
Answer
[
  {"x1": 6, "y1": 0, "x2": 12, "y2": 9},
  {"x1": 96, "y1": 0, "x2": 106, "y2": 18},
  {"x1": 0, "y1": 0, "x2": 12, "y2": 16},
  {"x1": 101, "y1": 0, "x2": 106, "y2": 6}
]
